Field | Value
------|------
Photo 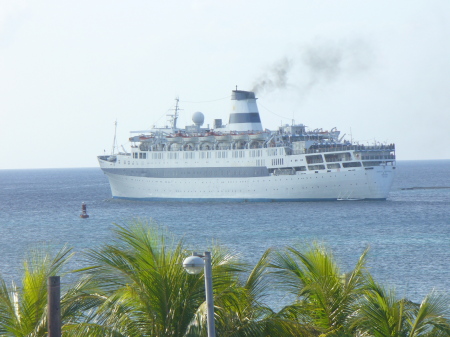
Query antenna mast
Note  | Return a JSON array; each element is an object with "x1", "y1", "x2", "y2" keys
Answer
[
  {"x1": 167, "y1": 97, "x2": 181, "y2": 130},
  {"x1": 111, "y1": 120, "x2": 117, "y2": 155}
]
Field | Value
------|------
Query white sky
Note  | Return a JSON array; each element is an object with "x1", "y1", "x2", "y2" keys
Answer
[{"x1": 1, "y1": 0, "x2": 449, "y2": 169}]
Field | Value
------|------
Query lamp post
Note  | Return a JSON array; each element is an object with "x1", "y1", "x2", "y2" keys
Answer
[{"x1": 183, "y1": 252, "x2": 215, "y2": 337}]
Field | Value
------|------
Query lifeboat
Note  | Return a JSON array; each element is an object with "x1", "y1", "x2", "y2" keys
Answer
[
  {"x1": 214, "y1": 133, "x2": 231, "y2": 142},
  {"x1": 231, "y1": 132, "x2": 249, "y2": 141},
  {"x1": 199, "y1": 132, "x2": 216, "y2": 143},
  {"x1": 248, "y1": 132, "x2": 269, "y2": 141},
  {"x1": 166, "y1": 135, "x2": 183, "y2": 143},
  {"x1": 139, "y1": 135, "x2": 154, "y2": 141},
  {"x1": 182, "y1": 136, "x2": 199, "y2": 143}
]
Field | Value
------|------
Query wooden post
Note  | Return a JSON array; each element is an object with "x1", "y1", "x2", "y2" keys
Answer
[{"x1": 48, "y1": 276, "x2": 61, "y2": 337}]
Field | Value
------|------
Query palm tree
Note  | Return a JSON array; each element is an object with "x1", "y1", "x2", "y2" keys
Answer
[
  {"x1": 78, "y1": 220, "x2": 313, "y2": 337},
  {"x1": 0, "y1": 245, "x2": 101, "y2": 336},
  {"x1": 408, "y1": 290, "x2": 450, "y2": 336},
  {"x1": 270, "y1": 242, "x2": 370, "y2": 336},
  {"x1": 352, "y1": 275, "x2": 450, "y2": 337},
  {"x1": 212, "y1": 248, "x2": 314, "y2": 337},
  {"x1": 349, "y1": 275, "x2": 410, "y2": 337},
  {"x1": 270, "y1": 242, "x2": 450, "y2": 337},
  {"x1": 76, "y1": 220, "x2": 248, "y2": 337}
]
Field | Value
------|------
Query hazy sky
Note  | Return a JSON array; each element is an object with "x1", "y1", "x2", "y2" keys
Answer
[{"x1": 1, "y1": 0, "x2": 449, "y2": 169}]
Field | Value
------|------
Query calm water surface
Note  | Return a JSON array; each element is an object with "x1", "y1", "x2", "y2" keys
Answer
[{"x1": 0, "y1": 160, "x2": 449, "y2": 307}]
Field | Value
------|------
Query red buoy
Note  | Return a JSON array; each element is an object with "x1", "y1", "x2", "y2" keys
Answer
[{"x1": 80, "y1": 202, "x2": 89, "y2": 218}]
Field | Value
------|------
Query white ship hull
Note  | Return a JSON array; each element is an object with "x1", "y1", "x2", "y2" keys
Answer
[{"x1": 99, "y1": 159, "x2": 395, "y2": 201}]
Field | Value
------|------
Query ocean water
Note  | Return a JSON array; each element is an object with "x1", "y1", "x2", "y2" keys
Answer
[{"x1": 0, "y1": 160, "x2": 449, "y2": 307}]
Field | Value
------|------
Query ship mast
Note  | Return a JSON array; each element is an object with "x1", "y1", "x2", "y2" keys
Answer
[
  {"x1": 111, "y1": 120, "x2": 117, "y2": 155},
  {"x1": 167, "y1": 97, "x2": 181, "y2": 130}
]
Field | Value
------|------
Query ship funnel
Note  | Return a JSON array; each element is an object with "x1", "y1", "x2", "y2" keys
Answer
[{"x1": 227, "y1": 90, "x2": 263, "y2": 132}]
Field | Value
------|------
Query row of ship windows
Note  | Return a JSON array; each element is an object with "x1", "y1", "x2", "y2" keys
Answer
[
  {"x1": 132, "y1": 150, "x2": 393, "y2": 162},
  {"x1": 166, "y1": 184, "x2": 369, "y2": 193},
  {"x1": 126, "y1": 171, "x2": 379, "y2": 190},
  {"x1": 289, "y1": 162, "x2": 364, "y2": 172},
  {"x1": 129, "y1": 173, "x2": 373, "y2": 191},
  {"x1": 132, "y1": 149, "x2": 276, "y2": 160},
  {"x1": 308, "y1": 162, "x2": 362, "y2": 170},
  {"x1": 119, "y1": 160, "x2": 367, "y2": 170},
  {"x1": 131, "y1": 152, "x2": 390, "y2": 165},
  {"x1": 307, "y1": 161, "x2": 390, "y2": 170},
  {"x1": 306, "y1": 153, "x2": 352, "y2": 164},
  {"x1": 133, "y1": 153, "x2": 148, "y2": 159},
  {"x1": 272, "y1": 158, "x2": 284, "y2": 166},
  {"x1": 306, "y1": 152, "x2": 394, "y2": 164}
]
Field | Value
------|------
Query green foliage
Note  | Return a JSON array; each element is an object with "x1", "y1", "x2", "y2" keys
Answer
[
  {"x1": 78, "y1": 220, "x2": 260, "y2": 336},
  {"x1": 351, "y1": 275, "x2": 450, "y2": 336},
  {"x1": 269, "y1": 242, "x2": 450, "y2": 337},
  {"x1": 0, "y1": 245, "x2": 101, "y2": 336},
  {"x1": 270, "y1": 242, "x2": 369, "y2": 336},
  {"x1": 0, "y1": 221, "x2": 449, "y2": 337}
]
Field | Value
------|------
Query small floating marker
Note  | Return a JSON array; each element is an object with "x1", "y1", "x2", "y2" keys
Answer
[{"x1": 80, "y1": 202, "x2": 89, "y2": 218}]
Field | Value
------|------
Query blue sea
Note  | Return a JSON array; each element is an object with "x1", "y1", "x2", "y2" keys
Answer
[{"x1": 0, "y1": 160, "x2": 449, "y2": 307}]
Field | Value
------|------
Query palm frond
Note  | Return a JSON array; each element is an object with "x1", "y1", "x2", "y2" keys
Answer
[{"x1": 408, "y1": 290, "x2": 450, "y2": 336}]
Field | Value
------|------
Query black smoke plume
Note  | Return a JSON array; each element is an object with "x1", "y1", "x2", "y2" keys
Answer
[{"x1": 252, "y1": 38, "x2": 373, "y2": 95}]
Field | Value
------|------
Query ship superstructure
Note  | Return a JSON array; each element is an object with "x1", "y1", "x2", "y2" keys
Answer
[{"x1": 98, "y1": 90, "x2": 396, "y2": 201}]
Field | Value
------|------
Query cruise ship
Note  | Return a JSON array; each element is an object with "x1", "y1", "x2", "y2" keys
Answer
[{"x1": 98, "y1": 90, "x2": 396, "y2": 201}]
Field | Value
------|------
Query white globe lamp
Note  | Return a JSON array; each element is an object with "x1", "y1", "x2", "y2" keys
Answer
[{"x1": 183, "y1": 255, "x2": 205, "y2": 274}]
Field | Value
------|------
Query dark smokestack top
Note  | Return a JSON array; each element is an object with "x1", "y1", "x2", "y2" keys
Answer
[{"x1": 231, "y1": 90, "x2": 256, "y2": 100}]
